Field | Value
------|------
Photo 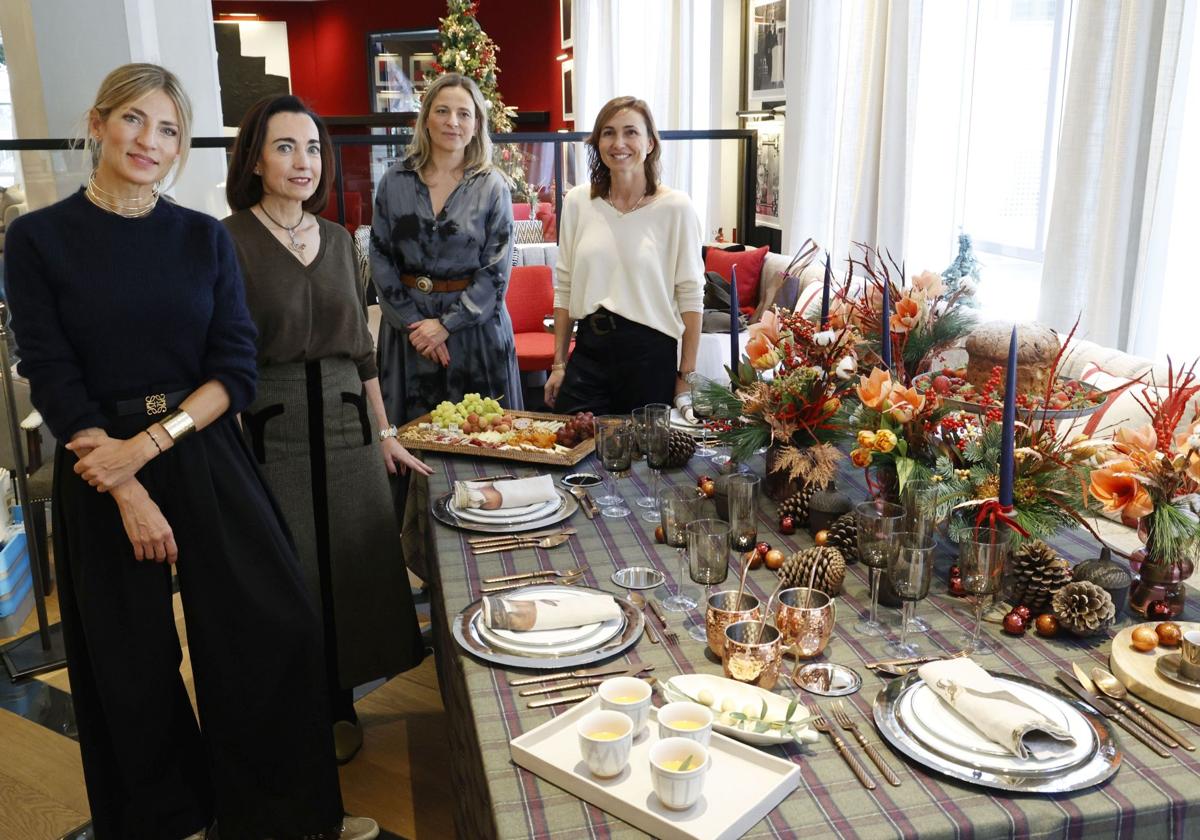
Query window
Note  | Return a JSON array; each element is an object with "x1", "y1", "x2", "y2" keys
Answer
[
  {"x1": 0, "y1": 35, "x2": 15, "y2": 188},
  {"x1": 908, "y1": 0, "x2": 1070, "y2": 322}
]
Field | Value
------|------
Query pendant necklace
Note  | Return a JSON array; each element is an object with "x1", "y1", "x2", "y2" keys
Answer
[
  {"x1": 606, "y1": 192, "x2": 648, "y2": 216},
  {"x1": 260, "y1": 204, "x2": 307, "y2": 253}
]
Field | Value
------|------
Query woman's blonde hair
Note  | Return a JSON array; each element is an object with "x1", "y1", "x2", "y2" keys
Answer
[
  {"x1": 406, "y1": 74, "x2": 493, "y2": 175},
  {"x1": 84, "y1": 63, "x2": 193, "y2": 187}
]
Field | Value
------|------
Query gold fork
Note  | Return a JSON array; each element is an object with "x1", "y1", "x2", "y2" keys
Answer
[
  {"x1": 481, "y1": 565, "x2": 587, "y2": 584},
  {"x1": 646, "y1": 598, "x2": 679, "y2": 645},
  {"x1": 805, "y1": 701, "x2": 877, "y2": 790},
  {"x1": 831, "y1": 700, "x2": 901, "y2": 786}
]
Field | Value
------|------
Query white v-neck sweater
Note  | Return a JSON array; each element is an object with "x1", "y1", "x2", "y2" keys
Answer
[{"x1": 553, "y1": 184, "x2": 705, "y2": 340}]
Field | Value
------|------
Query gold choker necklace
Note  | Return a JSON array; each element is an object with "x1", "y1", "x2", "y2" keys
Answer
[{"x1": 85, "y1": 173, "x2": 159, "y2": 218}]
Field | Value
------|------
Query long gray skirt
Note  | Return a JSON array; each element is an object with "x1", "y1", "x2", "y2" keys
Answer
[{"x1": 241, "y1": 357, "x2": 424, "y2": 688}]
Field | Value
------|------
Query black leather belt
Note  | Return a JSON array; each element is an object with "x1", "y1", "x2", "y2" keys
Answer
[
  {"x1": 584, "y1": 310, "x2": 621, "y2": 336},
  {"x1": 111, "y1": 389, "x2": 189, "y2": 417}
]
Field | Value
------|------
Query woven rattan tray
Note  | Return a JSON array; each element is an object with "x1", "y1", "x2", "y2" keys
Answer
[{"x1": 397, "y1": 410, "x2": 596, "y2": 466}]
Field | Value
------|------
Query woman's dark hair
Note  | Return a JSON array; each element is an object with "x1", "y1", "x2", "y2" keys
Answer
[
  {"x1": 226, "y1": 95, "x2": 335, "y2": 212},
  {"x1": 586, "y1": 96, "x2": 662, "y2": 199}
]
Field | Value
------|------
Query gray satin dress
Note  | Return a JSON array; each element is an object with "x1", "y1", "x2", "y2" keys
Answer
[{"x1": 370, "y1": 161, "x2": 523, "y2": 423}]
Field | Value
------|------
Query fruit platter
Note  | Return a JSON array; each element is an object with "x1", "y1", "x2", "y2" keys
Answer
[
  {"x1": 912, "y1": 366, "x2": 1107, "y2": 422},
  {"x1": 397, "y1": 394, "x2": 597, "y2": 466}
]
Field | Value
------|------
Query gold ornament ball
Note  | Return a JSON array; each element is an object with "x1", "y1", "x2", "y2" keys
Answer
[
  {"x1": 764, "y1": 548, "x2": 786, "y2": 571},
  {"x1": 814, "y1": 529, "x2": 830, "y2": 546},
  {"x1": 1130, "y1": 625, "x2": 1159, "y2": 652}
]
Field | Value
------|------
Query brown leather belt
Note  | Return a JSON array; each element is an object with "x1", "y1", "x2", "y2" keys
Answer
[{"x1": 400, "y1": 273, "x2": 472, "y2": 293}]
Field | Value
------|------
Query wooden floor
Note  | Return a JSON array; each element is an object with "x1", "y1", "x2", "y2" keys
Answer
[{"x1": 0, "y1": 588, "x2": 455, "y2": 839}]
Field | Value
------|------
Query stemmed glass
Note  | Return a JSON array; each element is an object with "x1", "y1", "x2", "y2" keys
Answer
[
  {"x1": 854, "y1": 500, "x2": 904, "y2": 637},
  {"x1": 726, "y1": 474, "x2": 760, "y2": 552},
  {"x1": 685, "y1": 519, "x2": 731, "y2": 641},
  {"x1": 901, "y1": 480, "x2": 944, "y2": 632},
  {"x1": 640, "y1": 404, "x2": 671, "y2": 524},
  {"x1": 958, "y1": 527, "x2": 1011, "y2": 654},
  {"x1": 886, "y1": 531, "x2": 936, "y2": 656},
  {"x1": 631, "y1": 407, "x2": 653, "y2": 509},
  {"x1": 689, "y1": 374, "x2": 718, "y2": 457},
  {"x1": 658, "y1": 487, "x2": 706, "y2": 612},
  {"x1": 593, "y1": 416, "x2": 632, "y2": 518}
]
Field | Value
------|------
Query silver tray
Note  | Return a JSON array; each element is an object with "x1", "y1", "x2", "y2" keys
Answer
[
  {"x1": 912, "y1": 374, "x2": 1105, "y2": 422},
  {"x1": 451, "y1": 584, "x2": 645, "y2": 670},
  {"x1": 873, "y1": 670, "x2": 1120, "y2": 793},
  {"x1": 432, "y1": 487, "x2": 579, "y2": 534}
]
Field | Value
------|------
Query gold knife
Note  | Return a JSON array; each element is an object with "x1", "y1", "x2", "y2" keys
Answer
[
  {"x1": 509, "y1": 663, "x2": 650, "y2": 687},
  {"x1": 1055, "y1": 670, "x2": 1171, "y2": 758},
  {"x1": 519, "y1": 668, "x2": 653, "y2": 697},
  {"x1": 479, "y1": 572, "x2": 582, "y2": 594},
  {"x1": 469, "y1": 527, "x2": 577, "y2": 546},
  {"x1": 528, "y1": 690, "x2": 594, "y2": 709},
  {"x1": 483, "y1": 561, "x2": 587, "y2": 584}
]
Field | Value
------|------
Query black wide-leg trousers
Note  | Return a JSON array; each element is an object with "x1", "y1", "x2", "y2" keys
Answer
[
  {"x1": 52, "y1": 414, "x2": 343, "y2": 840},
  {"x1": 555, "y1": 309, "x2": 679, "y2": 415}
]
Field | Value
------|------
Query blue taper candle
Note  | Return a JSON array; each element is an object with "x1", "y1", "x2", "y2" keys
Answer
[
  {"x1": 820, "y1": 254, "x2": 832, "y2": 325},
  {"x1": 998, "y1": 326, "x2": 1018, "y2": 509},
  {"x1": 880, "y1": 280, "x2": 893, "y2": 370},
  {"x1": 730, "y1": 266, "x2": 740, "y2": 380}
]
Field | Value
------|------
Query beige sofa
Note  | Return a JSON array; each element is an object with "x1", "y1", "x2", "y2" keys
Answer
[{"x1": 0, "y1": 186, "x2": 27, "y2": 253}]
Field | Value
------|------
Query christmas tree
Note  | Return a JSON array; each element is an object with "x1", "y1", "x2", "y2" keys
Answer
[
  {"x1": 942, "y1": 232, "x2": 983, "y2": 297},
  {"x1": 427, "y1": 0, "x2": 534, "y2": 203}
]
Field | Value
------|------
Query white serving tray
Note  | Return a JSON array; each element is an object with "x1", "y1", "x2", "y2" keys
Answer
[{"x1": 510, "y1": 695, "x2": 801, "y2": 840}]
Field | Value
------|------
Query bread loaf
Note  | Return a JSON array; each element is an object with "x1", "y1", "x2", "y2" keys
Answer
[{"x1": 964, "y1": 321, "x2": 1059, "y2": 397}]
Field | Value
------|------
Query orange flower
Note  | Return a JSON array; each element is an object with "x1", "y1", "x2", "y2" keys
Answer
[
  {"x1": 857, "y1": 430, "x2": 878, "y2": 449},
  {"x1": 744, "y1": 309, "x2": 781, "y2": 369},
  {"x1": 873, "y1": 429, "x2": 898, "y2": 453},
  {"x1": 911, "y1": 271, "x2": 946, "y2": 298},
  {"x1": 850, "y1": 448, "x2": 873, "y2": 468},
  {"x1": 889, "y1": 296, "x2": 921, "y2": 334},
  {"x1": 885, "y1": 385, "x2": 926, "y2": 424},
  {"x1": 856, "y1": 368, "x2": 893, "y2": 411},
  {"x1": 1089, "y1": 460, "x2": 1155, "y2": 524},
  {"x1": 1114, "y1": 424, "x2": 1157, "y2": 456}
]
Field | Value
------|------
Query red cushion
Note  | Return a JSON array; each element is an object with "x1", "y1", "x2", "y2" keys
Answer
[
  {"x1": 512, "y1": 202, "x2": 533, "y2": 221},
  {"x1": 704, "y1": 245, "x2": 768, "y2": 316},
  {"x1": 505, "y1": 266, "x2": 554, "y2": 333},
  {"x1": 514, "y1": 333, "x2": 573, "y2": 372}
]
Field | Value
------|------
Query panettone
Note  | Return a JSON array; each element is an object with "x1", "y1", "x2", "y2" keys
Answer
[{"x1": 964, "y1": 321, "x2": 1059, "y2": 398}]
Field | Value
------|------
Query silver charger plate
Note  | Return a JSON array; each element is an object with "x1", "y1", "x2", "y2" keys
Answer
[
  {"x1": 433, "y1": 487, "x2": 578, "y2": 534},
  {"x1": 452, "y1": 584, "x2": 644, "y2": 670},
  {"x1": 873, "y1": 671, "x2": 1120, "y2": 793}
]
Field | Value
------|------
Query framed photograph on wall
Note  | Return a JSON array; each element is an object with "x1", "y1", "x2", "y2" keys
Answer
[
  {"x1": 375, "y1": 54, "x2": 405, "y2": 88},
  {"x1": 747, "y1": 0, "x2": 786, "y2": 101},
  {"x1": 561, "y1": 0, "x2": 574, "y2": 48},
  {"x1": 754, "y1": 122, "x2": 783, "y2": 230},
  {"x1": 409, "y1": 52, "x2": 435, "y2": 89},
  {"x1": 561, "y1": 59, "x2": 575, "y2": 122}
]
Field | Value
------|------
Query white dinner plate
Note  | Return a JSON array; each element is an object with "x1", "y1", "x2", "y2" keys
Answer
[
  {"x1": 473, "y1": 586, "x2": 625, "y2": 655},
  {"x1": 450, "y1": 497, "x2": 563, "y2": 525}
]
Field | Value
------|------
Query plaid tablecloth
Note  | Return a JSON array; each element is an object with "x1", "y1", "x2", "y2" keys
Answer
[{"x1": 415, "y1": 453, "x2": 1200, "y2": 840}]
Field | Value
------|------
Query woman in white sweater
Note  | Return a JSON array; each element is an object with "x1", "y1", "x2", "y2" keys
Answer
[{"x1": 544, "y1": 96, "x2": 704, "y2": 414}]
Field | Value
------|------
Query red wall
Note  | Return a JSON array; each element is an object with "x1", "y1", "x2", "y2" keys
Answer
[{"x1": 211, "y1": 0, "x2": 570, "y2": 130}]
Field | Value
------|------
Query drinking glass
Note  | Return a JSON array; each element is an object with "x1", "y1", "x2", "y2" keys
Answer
[
  {"x1": 593, "y1": 416, "x2": 632, "y2": 518},
  {"x1": 640, "y1": 403, "x2": 671, "y2": 523},
  {"x1": 659, "y1": 485, "x2": 706, "y2": 548},
  {"x1": 689, "y1": 374, "x2": 718, "y2": 457},
  {"x1": 659, "y1": 548, "x2": 701, "y2": 613},
  {"x1": 901, "y1": 480, "x2": 944, "y2": 632},
  {"x1": 631, "y1": 407, "x2": 653, "y2": 508},
  {"x1": 685, "y1": 519, "x2": 731, "y2": 641},
  {"x1": 726, "y1": 474, "x2": 760, "y2": 552},
  {"x1": 854, "y1": 500, "x2": 904, "y2": 637},
  {"x1": 886, "y1": 531, "x2": 936, "y2": 657},
  {"x1": 958, "y1": 527, "x2": 1011, "y2": 654}
]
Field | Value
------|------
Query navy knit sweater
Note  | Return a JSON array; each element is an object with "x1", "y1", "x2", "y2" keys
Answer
[{"x1": 4, "y1": 190, "x2": 258, "y2": 440}]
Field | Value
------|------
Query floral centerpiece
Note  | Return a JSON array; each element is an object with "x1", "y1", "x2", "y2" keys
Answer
[{"x1": 1087, "y1": 359, "x2": 1200, "y2": 616}]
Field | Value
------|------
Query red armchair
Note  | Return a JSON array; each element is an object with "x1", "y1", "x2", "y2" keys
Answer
[{"x1": 505, "y1": 265, "x2": 570, "y2": 372}]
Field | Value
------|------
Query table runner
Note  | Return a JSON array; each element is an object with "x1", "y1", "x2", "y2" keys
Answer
[{"x1": 416, "y1": 453, "x2": 1200, "y2": 840}]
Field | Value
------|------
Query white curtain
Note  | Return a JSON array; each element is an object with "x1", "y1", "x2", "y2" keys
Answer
[
  {"x1": 574, "y1": 0, "x2": 719, "y2": 226},
  {"x1": 780, "y1": 0, "x2": 922, "y2": 263},
  {"x1": 1038, "y1": 0, "x2": 1188, "y2": 354}
]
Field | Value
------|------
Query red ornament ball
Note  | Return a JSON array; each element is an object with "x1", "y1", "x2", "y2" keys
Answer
[
  {"x1": 756, "y1": 541, "x2": 771, "y2": 558},
  {"x1": 1147, "y1": 600, "x2": 1174, "y2": 619},
  {"x1": 1002, "y1": 611, "x2": 1027, "y2": 636},
  {"x1": 1035, "y1": 613, "x2": 1059, "y2": 638},
  {"x1": 948, "y1": 575, "x2": 966, "y2": 597},
  {"x1": 1014, "y1": 605, "x2": 1032, "y2": 621},
  {"x1": 948, "y1": 564, "x2": 961, "y2": 578},
  {"x1": 779, "y1": 515, "x2": 796, "y2": 535}
]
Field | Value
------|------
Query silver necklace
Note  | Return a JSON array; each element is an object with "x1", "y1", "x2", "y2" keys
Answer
[
  {"x1": 606, "y1": 192, "x2": 648, "y2": 216},
  {"x1": 259, "y1": 204, "x2": 307, "y2": 253}
]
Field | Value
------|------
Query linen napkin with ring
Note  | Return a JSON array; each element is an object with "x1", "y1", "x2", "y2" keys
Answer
[
  {"x1": 918, "y1": 657, "x2": 1077, "y2": 760},
  {"x1": 482, "y1": 592, "x2": 622, "y2": 632},
  {"x1": 453, "y1": 474, "x2": 557, "y2": 510}
]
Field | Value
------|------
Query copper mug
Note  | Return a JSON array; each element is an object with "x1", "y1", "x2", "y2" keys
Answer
[
  {"x1": 705, "y1": 591, "x2": 761, "y2": 658},
  {"x1": 775, "y1": 587, "x2": 837, "y2": 659},
  {"x1": 721, "y1": 620, "x2": 783, "y2": 690}
]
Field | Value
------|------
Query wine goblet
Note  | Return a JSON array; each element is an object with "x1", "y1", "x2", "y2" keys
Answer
[
  {"x1": 593, "y1": 415, "x2": 632, "y2": 518},
  {"x1": 685, "y1": 518, "x2": 731, "y2": 641},
  {"x1": 853, "y1": 500, "x2": 904, "y2": 637},
  {"x1": 640, "y1": 403, "x2": 671, "y2": 523},
  {"x1": 689, "y1": 374, "x2": 718, "y2": 457},
  {"x1": 901, "y1": 480, "x2": 944, "y2": 632},
  {"x1": 886, "y1": 531, "x2": 936, "y2": 657},
  {"x1": 958, "y1": 527, "x2": 1011, "y2": 654}
]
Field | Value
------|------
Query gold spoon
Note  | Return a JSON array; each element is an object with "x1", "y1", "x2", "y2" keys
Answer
[
  {"x1": 628, "y1": 591, "x2": 660, "y2": 644},
  {"x1": 1090, "y1": 666, "x2": 1194, "y2": 751}
]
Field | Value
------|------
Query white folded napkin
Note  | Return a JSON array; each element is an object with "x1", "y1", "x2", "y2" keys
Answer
[
  {"x1": 917, "y1": 657, "x2": 1077, "y2": 760},
  {"x1": 453, "y1": 474, "x2": 557, "y2": 510},
  {"x1": 482, "y1": 592, "x2": 621, "y2": 632}
]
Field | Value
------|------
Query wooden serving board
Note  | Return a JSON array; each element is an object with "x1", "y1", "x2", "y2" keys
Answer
[
  {"x1": 1109, "y1": 621, "x2": 1200, "y2": 725},
  {"x1": 397, "y1": 409, "x2": 595, "y2": 466}
]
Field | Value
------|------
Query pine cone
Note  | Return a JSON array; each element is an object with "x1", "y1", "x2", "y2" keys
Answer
[
  {"x1": 825, "y1": 512, "x2": 859, "y2": 563},
  {"x1": 663, "y1": 429, "x2": 696, "y2": 469},
  {"x1": 778, "y1": 484, "x2": 819, "y2": 529},
  {"x1": 1008, "y1": 540, "x2": 1072, "y2": 615},
  {"x1": 1051, "y1": 581, "x2": 1116, "y2": 637},
  {"x1": 778, "y1": 546, "x2": 846, "y2": 596}
]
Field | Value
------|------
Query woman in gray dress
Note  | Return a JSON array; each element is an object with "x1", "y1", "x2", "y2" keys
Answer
[
  {"x1": 370, "y1": 73, "x2": 522, "y2": 423},
  {"x1": 223, "y1": 95, "x2": 431, "y2": 766}
]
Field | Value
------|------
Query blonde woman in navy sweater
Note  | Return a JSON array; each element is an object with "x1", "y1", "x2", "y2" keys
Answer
[{"x1": 5, "y1": 64, "x2": 377, "y2": 840}]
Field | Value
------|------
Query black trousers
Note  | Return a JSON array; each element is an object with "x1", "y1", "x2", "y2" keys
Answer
[
  {"x1": 53, "y1": 414, "x2": 343, "y2": 840},
  {"x1": 555, "y1": 310, "x2": 678, "y2": 415}
]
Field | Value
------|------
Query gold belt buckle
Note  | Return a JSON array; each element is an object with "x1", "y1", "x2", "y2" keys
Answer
[
  {"x1": 145, "y1": 393, "x2": 168, "y2": 415},
  {"x1": 415, "y1": 275, "x2": 434, "y2": 293}
]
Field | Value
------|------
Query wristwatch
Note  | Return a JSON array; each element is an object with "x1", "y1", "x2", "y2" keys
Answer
[{"x1": 379, "y1": 425, "x2": 399, "y2": 441}]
